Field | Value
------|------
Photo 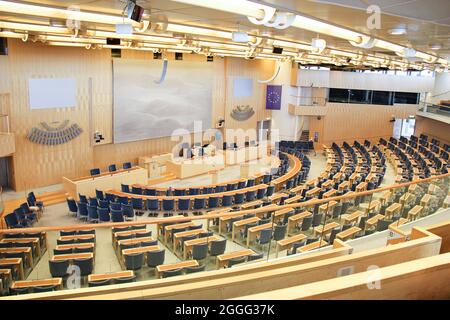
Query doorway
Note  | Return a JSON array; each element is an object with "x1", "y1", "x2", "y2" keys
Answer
[
  {"x1": 257, "y1": 120, "x2": 271, "y2": 142},
  {"x1": 0, "y1": 157, "x2": 11, "y2": 190},
  {"x1": 393, "y1": 118, "x2": 416, "y2": 139}
]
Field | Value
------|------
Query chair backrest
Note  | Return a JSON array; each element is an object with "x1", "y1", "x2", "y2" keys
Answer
[
  {"x1": 222, "y1": 195, "x2": 233, "y2": 206},
  {"x1": 49, "y1": 260, "x2": 69, "y2": 277},
  {"x1": 87, "y1": 205, "x2": 98, "y2": 220},
  {"x1": 301, "y1": 215, "x2": 313, "y2": 231},
  {"x1": 88, "y1": 279, "x2": 113, "y2": 287},
  {"x1": 90, "y1": 168, "x2": 100, "y2": 176},
  {"x1": 54, "y1": 248, "x2": 73, "y2": 255},
  {"x1": 121, "y1": 184, "x2": 130, "y2": 193},
  {"x1": 33, "y1": 285, "x2": 57, "y2": 293},
  {"x1": 273, "y1": 224, "x2": 287, "y2": 241},
  {"x1": 208, "y1": 196, "x2": 219, "y2": 208},
  {"x1": 266, "y1": 185, "x2": 275, "y2": 197},
  {"x1": 178, "y1": 198, "x2": 191, "y2": 211},
  {"x1": 108, "y1": 164, "x2": 117, "y2": 172},
  {"x1": 162, "y1": 268, "x2": 183, "y2": 278},
  {"x1": 199, "y1": 231, "x2": 214, "y2": 238},
  {"x1": 256, "y1": 188, "x2": 266, "y2": 199},
  {"x1": 312, "y1": 213, "x2": 323, "y2": 227},
  {"x1": 98, "y1": 199, "x2": 109, "y2": 209},
  {"x1": 147, "y1": 249, "x2": 165, "y2": 268},
  {"x1": 95, "y1": 189, "x2": 104, "y2": 200},
  {"x1": 258, "y1": 228, "x2": 273, "y2": 244},
  {"x1": 115, "y1": 275, "x2": 137, "y2": 284},
  {"x1": 228, "y1": 256, "x2": 246, "y2": 267},
  {"x1": 246, "y1": 190, "x2": 256, "y2": 202},
  {"x1": 234, "y1": 193, "x2": 245, "y2": 204},
  {"x1": 329, "y1": 226, "x2": 342, "y2": 243},
  {"x1": 88, "y1": 198, "x2": 98, "y2": 207},
  {"x1": 247, "y1": 252, "x2": 264, "y2": 261},
  {"x1": 67, "y1": 199, "x2": 78, "y2": 212},
  {"x1": 193, "y1": 198, "x2": 206, "y2": 209},
  {"x1": 123, "y1": 162, "x2": 132, "y2": 169},
  {"x1": 146, "y1": 199, "x2": 159, "y2": 211},
  {"x1": 98, "y1": 207, "x2": 110, "y2": 222},
  {"x1": 192, "y1": 243, "x2": 208, "y2": 260},
  {"x1": 111, "y1": 209, "x2": 124, "y2": 222},
  {"x1": 124, "y1": 253, "x2": 144, "y2": 270},
  {"x1": 185, "y1": 265, "x2": 206, "y2": 274},
  {"x1": 210, "y1": 239, "x2": 227, "y2": 256},
  {"x1": 162, "y1": 199, "x2": 175, "y2": 211},
  {"x1": 188, "y1": 224, "x2": 203, "y2": 230},
  {"x1": 77, "y1": 202, "x2": 88, "y2": 217},
  {"x1": 4, "y1": 213, "x2": 19, "y2": 228}
]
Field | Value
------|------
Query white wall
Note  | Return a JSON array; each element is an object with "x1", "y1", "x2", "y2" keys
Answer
[
  {"x1": 271, "y1": 61, "x2": 300, "y2": 140},
  {"x1": 430, "y1": 72, "x2": 450, "y2": 104}
]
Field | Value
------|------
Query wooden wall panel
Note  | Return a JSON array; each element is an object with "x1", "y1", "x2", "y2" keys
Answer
[
  {"x1": 309, "y1": 103, "x2": 417, "y2": 149},
  {"x1": 224, "y1": 57, "x2": 273, "y2": 135},
  {"x1": 414, "y1": 116, "x2": 450, "y2": 146},
  {"x1": 3, "y1": 40, "x2": 267, "y2": 190}
]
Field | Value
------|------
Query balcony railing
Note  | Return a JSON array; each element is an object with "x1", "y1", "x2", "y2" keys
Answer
[
  {"x1": 418, "y1": 101, "x2": 450, "y2": 118},
  {"x1": 292, "y1": 96, "x2": 327, "y2": 107}
]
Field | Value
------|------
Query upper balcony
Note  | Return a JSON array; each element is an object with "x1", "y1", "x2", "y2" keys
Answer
[
  {"x1": 416, "y1": 101, "x2": 450, "y2": 125},
  {"x1": 288, "y1": 97, "x2": 328, "y2": 116}
]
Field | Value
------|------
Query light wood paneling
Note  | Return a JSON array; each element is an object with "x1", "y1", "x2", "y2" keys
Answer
[
  {"x1": 414, "y1": 115, "x2": 450, "y2": 146},
  {"x1": 309, "y1": 103, "x2": 417, "y2": 149},
  {"x1": 3, "y1": 40, "x2": 269, "y2": 190}
]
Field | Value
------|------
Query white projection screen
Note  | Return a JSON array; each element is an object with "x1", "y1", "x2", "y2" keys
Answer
[
  {"x1": 113, "y1": 59, "x2": 213, "y2": 143},
  {"x1": 28, "y1": 78, "x2": 77, "y2": 109}
]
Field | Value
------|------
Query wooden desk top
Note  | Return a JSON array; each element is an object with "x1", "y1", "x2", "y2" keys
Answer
[
  {"x1": 52, "y1": 253, "x2": 93, "y2": 261},
  {"x1": 343, "y1": 210, "x2": 364, "y2": 223},
  {"x1": 269, "y1": 192, "x2": 288, "y2": 202},
  {"x1": 0, "y1": 247, "x2": 31, "y2": 254},
  {"x1": 118, "y1": 237, "x2": 154, "y2": 246},
  {"x1": 122, "y1": 245, "x2": 159, "y2": 255},
  {"x1": 55, "y1": 243, "x2": 94, "y2": 250},
  {"x1": 173, "y1": 229, "x2": 205, "y2": 239},
  {"x1": 323, "y1": 189, "x2": 337, "y2": 198},
  {"x1": 1, "y1": 237, "x2": 39, "y2": 243},
  {"x1": 114, "y1": 229, "x2": 149, "y2": 238},
  {"x1": 313, "y1": 222, "x2": 340, "y2": 235},
  {"x1": 356, "y1": 182, "x2": 367, "y2": 191},
  {"x1": 0, "y1": 258, "x2": 21, "y2": 265},
  {"x1": 248, "y1": 222, "x2": 274, "y2": 233},
  {"x1": 298, "y1": 240, "x2": 328, "y2": 253},
  {"x1": 164, "y1": 222, "x2": 195, "y2": 231},
  {"x1": 109, "y1": 183, "x2": 269, "y2": 201},
  {"x1": 421, "y1": 194, "x2": 433, "y2": 204},
  {"x1": 274, "y1": 208, "x2": 295, "y2": 217},
  {"x1": 217, "y1": 249, "x2": 255, "y2": 262},
  {"x1": 289, "y1": 211, "x2": 312, "y2": 222},
  {"x1": 88, "y1": 271, "x2": 134, "y2": 282},
  {"x1": 367, "y1": 200, "x2": 381, "y2": 210},
  {"x1": 336, "y1": 227, "x2": 361, "y2": 240},
  {"x1": 409, "y1": 205, "x2": 423, "y2": 215},
  {"x1": 70, "y1": 166, "x2": 143, "y2": 182},
  {"x1": 156, "y1": 260, "x2": 198, "y2": 273},
  {"x1": 277, "y1": 233, "x2": 307, "y2": 246},
  {"x1": 366, "y1": 214, "x2": 384, "y2": 226},
  {"x1": 241, "y1": 200, "x2": 263, "y2": 209},
  {"x1": 59, "y1": 234, "x2": 95, "y2": 241},
  {"x1": 0, "y1": 269, "x2": 11, "y2": 275},
  {"x1": 319, "y1": 200, "x2": 337, "y2": 210},
  {"x1": 386, "y1": 202, "x2": 401, "y2": 213},
  {"x1": 306, "y1": 187, "x2": 321, "y2": 196},
  {"x1": 290, "y1": 185, "x2": 305, "y2": 193},
  {"x1": 284, "y1": 195, "x2": 302, "y2": 204},
  {"x1": 184, "y1": 236, "x2": 220, "y2": 248},
  {"x1": 234, "y1": 217, "x2": 260, "y2": 227},
  {"x1": 11, "y1": 278, "x2": 62, "y2": 289}
]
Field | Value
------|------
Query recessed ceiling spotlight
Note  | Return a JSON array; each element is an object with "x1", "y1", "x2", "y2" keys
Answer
[
  {"x1": 429, "y1": 43, "x2": 442, "y2": 50},
  {"x1": 389, "y1": 25, "x2": 407, "y2": 35}
]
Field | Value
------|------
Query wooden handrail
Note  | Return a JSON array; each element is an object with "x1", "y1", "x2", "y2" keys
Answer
[{"x1": 0, "y1": 171, "x2": 448, "y2": 234}]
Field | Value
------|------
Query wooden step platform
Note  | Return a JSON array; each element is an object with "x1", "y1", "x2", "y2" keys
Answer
[{"x1": 147, "y1": 172, "x2": 177, "y2": 186}]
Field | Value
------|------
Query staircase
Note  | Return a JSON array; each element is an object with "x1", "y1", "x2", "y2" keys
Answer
[
  {"x1": 300, "y1": 130, "x2": 310, "y2": 141},
  {"x1": 37, "y1": 189, "x2": 68, "y2": 206},
  {"x1": 3, "y1": 189, "x2": 67, "y2": 213},
  {"x1": 147, "y1": 172, "x2": 177, "y2": 186}
]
